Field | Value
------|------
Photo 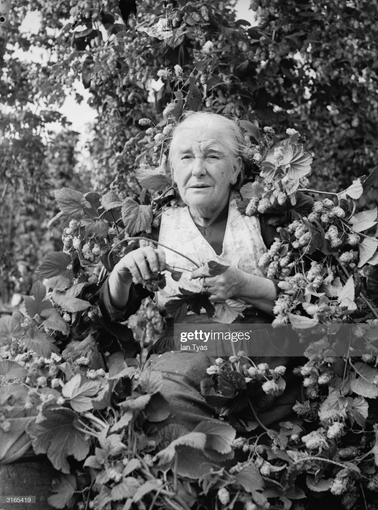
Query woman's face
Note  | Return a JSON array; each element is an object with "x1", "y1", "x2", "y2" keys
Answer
[{"x1": 170, "y1": 120, "x2": 241, "y2": 215}]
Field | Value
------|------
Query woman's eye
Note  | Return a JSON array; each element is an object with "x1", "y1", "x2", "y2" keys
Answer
[
  {"x1": 181, "y1": 154, "x2": 192, "y2": 160},
  {"x1": 207, "y1": 154, "x2": 220, "y2": 160}
]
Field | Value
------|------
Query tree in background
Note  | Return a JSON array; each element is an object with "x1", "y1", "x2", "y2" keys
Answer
[{"x1": 0, "y1": 5, "x2": 89, "y2": 302}]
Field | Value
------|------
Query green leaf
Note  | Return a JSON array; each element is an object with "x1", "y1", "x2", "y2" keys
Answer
[
  {"x1": 191, "y1": 260, "x2": 230, "y2": 279},
  {"x1": 362, "y1": 166, "x2": 378, "y2": 194},
  {"x1": 41, "y1": 309, "x2": 70, "y2": 335},
  {"x1": 64, "y1": 283, "x2": 87, "y2": 298},
  {"x1": 38, "y1": 252, "x2": 72, "y2": 279},
  {"x1": 350, "y1": 207, "x2": 377, "y2": 232},
  {"x1": 175, "y1": 446, "x2": 218, "y2": 479},
  {"x1": 120, "y1": 394, "x2": 151, "y2": 411},
  {"x1": 45, "y1": 276, "x2": 71, "y2": 291},
  {"x1": 48, "y1": 474, "x2": 77, "y2": 509},
  {"x1": 346, "y1": 396, "x2": 369, "y2": 427},
  {"x1": 338, "y1": 276, "x2": 356, "y2": 310},
  {"x1": 138, "y1": 370, "x2": 163, "y2": 395},
  {"x1": 24, "y1": 292, "x2": 53, "y2": 319},
  {"x1": 367, "y1": 252, "x2": 378, "y2": 265},
  {"x1": 187, "y1": 77, "x2": 202, "y2": 111},
  {"x1": 350, "y1": 362, "x2": 378, "y2": 398},
  {"x1": 121, "y1": 198, "x2": 153, "y2": 235},
  {"x1": 135, "y1": 166, "x2": 171, "y2": 191},
  {"x1": 156, "y1": 424, "x2": 189, "y2": 450},
  {"x1": 292, "y1": 192, "x2": 314, "y2": 215},
  {"x1": 0, "y1": 384, "x2": 29, "y2": 419},
  {"x1": 110, "y1": 412, "x2": 133, "y2": 433},
  {"x1": 212, "y1": 299, "x2": 247, "y2": 324},
  {"x1": 101, "y1": 190, "x2": 123, "y2": 211},
  {"x1": 94, "y1": 486, "x2": 112, "y2": 510},
  {"x1": 81, "y1": 218, "x2": 109, "y2": 238},
  {"x1": 0, "y1": 314, "x2": 23, "y2": 345},
  {"x1": 306, "y1": 475, "x2": 333, "y2": 493},
  {"x1": 145, "y1": 393, "x2": 170, "y2": 422},
  {"x1": 52, "y1": 291, "x2": 91, "y2": 313},
  {"x1": 239, "y1": 120, "x2": 260, "y2": 142},
  {"x1": 358, "y1": 237, "x2": 378, "y2": 268},
  {"x1": 27, "y1": 408, "x2": 89, "y2": 473},
  {"x1": 240, "y1": 181, "x2": 264, "y2": 200},
  {"x1": 0, "y1": 360, "x2": 27, "y2": 380},
  {"x1": 194, "y1": 420, "x2": 236, "y2": 455},
  {"x1": 318, "y1": 391, "x2": 348, "y2": 422},
  {"x1": 23, "y1": 325, "x2": 59, "y2": 357},
  {"x1": 0, "y1": 417, "x2": 33, "y2": 464},
  {"x1": 165, "y1": 298, "x2": 188, "y2": 321},
  {"x1": 100, "y1": 433, "x2": 125, "y2": 456},
  {"x1": 236, "y1": 464, "x2": 265, "y2": 492},
  {"x1": 123, "y1": 459, "x2": 141, "y2": 477},
  {"x1": 284, "y1": 486, "x2": 306, "y2": 499},
  {"x1": 83, "y1": 455, "x2": 102, "y2": 469},
  {"x1": 287, "y1": 313, "x2": 318, "y2": 329},
  {"x1": 337, "y1": 179, "x2": 364, "y2": 200},
  {"x1": 132, "y1": 480, "x2": 162, "y2": 503},
  {"x1": 111, "y1": 477, "x2": 141, "y2": 501},
  {"x1": 55, "y1": 188, "x2": 86, "y2": 218},
  {"x1": 154, "y1": 432, "x2": 207, "y2": 466},
  {"x1": 62, "y1": 374, "x2": 100, "y2": 412},
  {"x1": 84, "y1": 191, "x2": 102, "y2": 216}
]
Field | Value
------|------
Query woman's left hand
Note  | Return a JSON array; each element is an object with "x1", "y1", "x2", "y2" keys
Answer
[{"x1": 193, "y1": 266, "x2": 245, "y2": 302}]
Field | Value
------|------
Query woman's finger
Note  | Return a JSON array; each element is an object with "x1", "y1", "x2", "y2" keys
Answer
[
  {"x1": 133, "y1": 248, "x2": 158, "y2": 280},
  {"x1": 155, "y1": 248, "x2": 166, "y2": 272}
]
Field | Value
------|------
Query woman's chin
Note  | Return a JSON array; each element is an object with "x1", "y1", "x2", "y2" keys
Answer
[{"x1": 185, "y1": 192, "x2": 213, "y2": 208}]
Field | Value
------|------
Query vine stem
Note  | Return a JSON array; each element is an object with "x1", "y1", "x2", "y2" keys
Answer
[
  {"x1": 290, "y1": 455, "x2": 360, "y2": 473},
  {"x1": 335, "y1": 257, "x2": 378, "y2": 319},
  {"x1": 248, "y1": 398, "x2": 271, "y2": 434},
  {"x1": 83, "y1": 412, "x2": 109, "y2": 430},
  {"x1": 127, "y1": 237, "x2": 200, "y2": 268},
  {"x1": 297, "y1": 188, "x2": 339, "y2": 197},
  {"x1": 76, "y1": 426, "x2": 99, "y2": 439}
]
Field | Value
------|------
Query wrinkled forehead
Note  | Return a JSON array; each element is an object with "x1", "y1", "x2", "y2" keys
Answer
[{"x1": 169, "y1": 123, "x2": 236, "y2": 157}]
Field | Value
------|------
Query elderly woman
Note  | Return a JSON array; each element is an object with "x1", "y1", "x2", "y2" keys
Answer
[{"x1": 101, "y1": 112, "x2": 302, "y2": 430}]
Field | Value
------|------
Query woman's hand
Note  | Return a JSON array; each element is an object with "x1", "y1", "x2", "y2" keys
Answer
[
  {"x1": 191, "y1": 265, "x2": 277, "y2": 314},
  {"x1": 108, "y1": 247, "x2": 166, "y2": 310},
  {"x1": 192, "y1": 266, "x2": 245, "y2": 302},
  {"x1": 116, "y1": 246, "x2": 166, "y2": 285}
]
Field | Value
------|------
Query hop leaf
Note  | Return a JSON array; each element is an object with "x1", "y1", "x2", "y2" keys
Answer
[
  {"x1": 27, "y1": 408, "x2": 90, "y2": 473},
  {"x1": 135, "y1": 166, "x2": 171, "y2": 191},
  {"x1": 121, "y1": 198, "x2": 153, "y2": 235},
  {"x1": 48, "y1": 474, "x2": 77, "y2": 509},
  {"x1": 62, "y1": 374, "x2": 100, "y2": 412}
]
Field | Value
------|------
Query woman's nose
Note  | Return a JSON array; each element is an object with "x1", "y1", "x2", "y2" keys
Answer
[{"x1": 191, "y1": 156, "x2": 206, "y2": 176}]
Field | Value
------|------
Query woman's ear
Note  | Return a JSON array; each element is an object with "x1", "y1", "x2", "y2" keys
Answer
[{"x1": 231, "y1": 156, "x2": 242, "y2": 185}]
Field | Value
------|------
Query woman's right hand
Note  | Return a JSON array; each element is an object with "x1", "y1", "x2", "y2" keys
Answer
[
  {"x1": 115, "y1": 246, "x2": 166, "y2": 285},
  {"x1": 108, "y1": 247, "x2": 166, "y2": 310}
]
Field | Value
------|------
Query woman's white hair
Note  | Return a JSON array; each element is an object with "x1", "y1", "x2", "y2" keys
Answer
[{"x1": 168, "y1": 111, "x2": 246, "y2": 188}]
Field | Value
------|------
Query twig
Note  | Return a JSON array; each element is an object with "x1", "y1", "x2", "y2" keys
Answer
[
  {"x1": 297, "y1": 188, "x2": 338, "y2": 197},
  {"x1": 359, "y1": 481, "x2": 368, "y2": 510},
  {"x1": 173, "y1": 454, "x2": 178, "y2": 493},
  {"x1": 84, "y1": 479, "x2": 95, "y2": 510},
  {"x1": 290, "y1": 455, "x2": 360, "y2": 473},
  {"x1": 248, "y1": 399, "x2": 271, "y2": 434}
]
